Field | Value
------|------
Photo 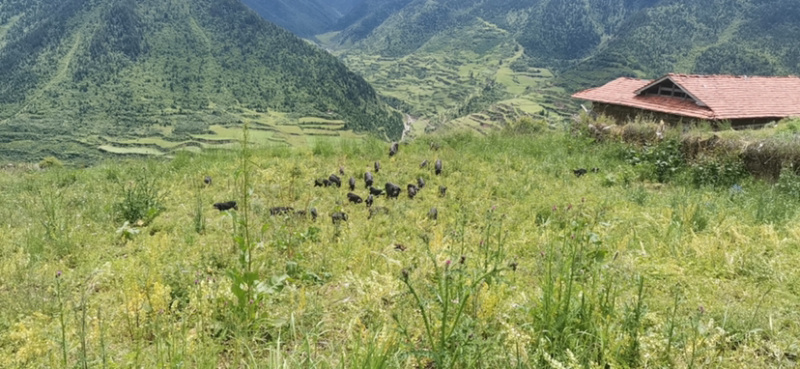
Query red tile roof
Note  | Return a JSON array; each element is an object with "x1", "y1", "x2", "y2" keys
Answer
[{"x1": 572, "y1": 74, "x2": 800, "y2": 120}]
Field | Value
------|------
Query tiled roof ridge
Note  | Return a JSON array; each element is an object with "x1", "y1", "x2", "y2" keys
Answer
[{"x1": 666, "y1": 73, "x2": 800, "y2": 79}]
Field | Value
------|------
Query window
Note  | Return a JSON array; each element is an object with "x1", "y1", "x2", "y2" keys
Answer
[{"x1": 641, "y1": 79, "x2": 692, "y2": 101}]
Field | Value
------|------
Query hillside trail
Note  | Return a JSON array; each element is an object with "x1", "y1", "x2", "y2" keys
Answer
[
  {"x1": 1, "y1": 33, "x2": 82, "y2": 125},
  {"x1": 401, "y1": 114, "x2": 416, "y2": 141}
]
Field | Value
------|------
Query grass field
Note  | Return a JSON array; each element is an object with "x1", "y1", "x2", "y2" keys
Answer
[{"x1": 1, "y1": 125, "x2": 798, "y2": 367}]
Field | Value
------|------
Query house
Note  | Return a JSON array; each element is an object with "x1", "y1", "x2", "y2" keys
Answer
[{"x1": 572, "y1": 74, "x2": 800, "y2": 127}]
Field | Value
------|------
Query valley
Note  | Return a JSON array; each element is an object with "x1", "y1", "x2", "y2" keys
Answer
[
  {"x1": 4, "y1": 0, "x2": 799, "y2": 162},
  {"x1": 309, "y1": 0, "x2": 800, "y2": 138}
]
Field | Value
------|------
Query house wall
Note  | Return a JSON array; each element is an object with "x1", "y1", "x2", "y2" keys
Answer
[
  {"x1": 727, "y1": 118, "x2": 781, "y2": 129},
  {"x1": 592, "y1": 103, "x2": 702, "y2": 125},
  {"x1": 592, "y1": 103, "x2": 780, "y2": 129}
]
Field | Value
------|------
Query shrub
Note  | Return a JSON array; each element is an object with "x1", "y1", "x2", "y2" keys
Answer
[
  {"x1": 311, "y1": 138, "x2": 336, "y2": 157},
  {"x1": 505, "y1": 116, "x2": 547, "y2": 135},
  {"x1": 39, "y1": 156, "x2": 64, "y2": 169},
  {"x1": 741, "y1": 139, "x2": 800, "y2": 180},
  {"x1": 621, "y1": 123, "x2": 658, "y2": 144},
  {"x1": 624, "y1": 139, "x2": 686, "y2": 183},
  {"x1": 572, "y1": 112, "x2": 618, "y2": 141},
  {"x1": 752, "y1": 188, "x2": 796, "y2": 225},
  {"x1": 782, "y1": 118, "x2": 800, "y2": 133},
  {"x1": 688, "y1": 155, "x2": 748, "y2": 188},
  {"x1": 775, "y1": 167, "x2": 800, "y2": 198}
]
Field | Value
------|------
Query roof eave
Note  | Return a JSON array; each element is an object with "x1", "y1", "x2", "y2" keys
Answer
[{"x1": 714, "y1": 114, "x2": 799, "y2": 120}]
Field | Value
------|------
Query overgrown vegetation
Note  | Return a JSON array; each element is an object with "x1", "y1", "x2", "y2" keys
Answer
[{"x1": 1, "y1": 124, "x2": 798, "y2": 367}]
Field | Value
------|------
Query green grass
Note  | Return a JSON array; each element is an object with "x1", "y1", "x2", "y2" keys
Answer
[
  {"x1": 110, "y1": 137, "x2": 191, "y2": 149},
  {"x1": 1, "y1": 129, "x2": 799, "y2": 367}
]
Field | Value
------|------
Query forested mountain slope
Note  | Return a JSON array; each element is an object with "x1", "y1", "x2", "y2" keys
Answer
[
  {"x1": 0, "y1": 0, "x2": 402, "y2": 161},
  {"x1": 559, "y1": 0, "x2": 800, "y2": 89}
]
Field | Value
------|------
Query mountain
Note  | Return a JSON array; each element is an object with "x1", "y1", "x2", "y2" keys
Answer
[
  {"x1": 325, "y1": 0, "x2": 800, "y2": 82},
  {"x1": 274, "y1": 0, "x2": 797, "y2": 134},
  {"x1": 239, "y1": 0, "x2": 343, "y2": 37},
  {"x1": 329, "y1": 0, "x2": 414, "y2": 46},
  {"x1": 0, "y1": 0, "x2": 403, "y2": 161},
  {"x1": 238, "y1": 0, "x2": 367, "y2": 37},
  {"x1": 558, "y1": 0, "x2": 800, "y2": 89},
  {"x1": 327, "y1": 0, "x2": 655, "y2": 59}
]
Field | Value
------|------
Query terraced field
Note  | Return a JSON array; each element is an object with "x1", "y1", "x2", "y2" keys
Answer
[
  {"x1": 96, "y1": 111, "x2": 366, "y2": 157},
  {"x1": 335, "y1": 20, "x2": 577, "y2": 137}
]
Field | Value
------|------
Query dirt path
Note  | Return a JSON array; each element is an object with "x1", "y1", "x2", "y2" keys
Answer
[
  {"x1": 401, "y1": 114, "x2": 417, "y2": 141},
  {"x1": 2, "y1": 33, "x2": 82, "y2": 124}
]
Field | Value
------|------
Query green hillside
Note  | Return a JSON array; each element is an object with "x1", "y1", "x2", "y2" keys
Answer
[
  {"x1": 330, "y1": 0, "x2": 800, "y2": 72},
  {"x1": 2, "y1": 124, "x2": 800, "y2": 367},
  {"x1": 339, "y1": 20, "x2": 572, "y2": 136},
  {"x1": 0, "y1": 0, "x2": 403, "y2": 162},
  {"x1": 328, "y1": 0, "x2": 657, "y2": 61}
]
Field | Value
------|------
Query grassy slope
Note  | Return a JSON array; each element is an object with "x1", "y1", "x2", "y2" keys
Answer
[{"x1": 0, "y1": 129, "x2": 798, "y2": 367}]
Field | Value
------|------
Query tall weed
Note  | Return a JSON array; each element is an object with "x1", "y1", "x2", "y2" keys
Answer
[
  {"x1": 227, "y1": 123, "x2": 257, "y2": 321},
  {"x1": 29, "y1": 184, "x2": 72, "y2": 257},
  {"x1": 527, "y1": 210, "x2": 646, "y2": 367},
  {"x1": 113, "y1": 166, "x2": 165, "y2": 225},
  {"x1": 394, "y1": 213, "x2": 509, "y2": 368}
]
